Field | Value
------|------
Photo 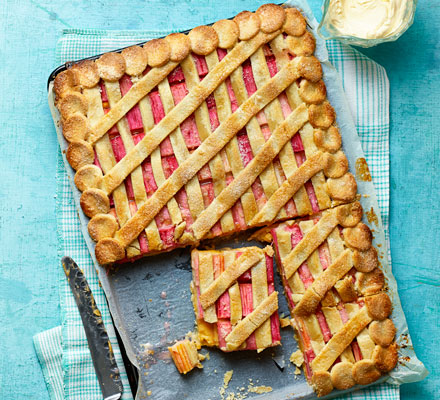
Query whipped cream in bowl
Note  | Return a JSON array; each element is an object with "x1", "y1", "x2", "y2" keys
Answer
[{"x1": 319, "y1": 0, "x2": 417, "y2": 47}]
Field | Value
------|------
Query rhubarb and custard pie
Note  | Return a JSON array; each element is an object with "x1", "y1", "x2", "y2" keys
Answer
[
  {"x1": 51, "y1": 3, "x2": 398, "y2": 396},
  {"x1": 191, "y1": 246, "x2": 280, "y2": 352},
  {"x1": 53, "y1": 3, "x2": 356, "y2": 265}
]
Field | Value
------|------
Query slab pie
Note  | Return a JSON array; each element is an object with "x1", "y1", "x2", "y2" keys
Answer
[
  {"x1": 51, "y1": 3, "x2": 398, "y2": 396},
  {"x1": 53, "y1": 3, "x2": 356, "y2": 265}
]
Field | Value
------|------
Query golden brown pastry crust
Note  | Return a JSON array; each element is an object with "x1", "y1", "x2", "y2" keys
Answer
[
  {"x1": 365, "y1": 293, "x2": 392, "y2": 321},
  {"x1": 234, "y1": 11, "x2": 261, "y2": 40},
  {"x1": 373, "y1": 343, "x2": 398, "y2": 372},
  {"x1": 191, "y1": 246, "x2": 280, "y2": 352},
  {"x1": 143, "y1": 39, "x2": 171, "y2": 67},
  {"x1": 87, "y1": 213, "x2": 119, "y2": 241},
  {"x1": 311, "y1": 371, "x2": 333, "y2": 397},
  {"x1": 62, "y1": 113, "x2": 90, "y2": 142},
  {"x1": 225, "y1": 291, "x2": 278, "y2": 351},
  {"x1": 369, "y1": 319, "x2": 396, "y2": 347},
  {"x1": 71, "y1": 60, "x2": 100, "y2": 88},
  {"x1": 283, "y1": 8, "x2": 307, "y2": 37},
  {"x1": 165, "y1": 33, "x2": 191, "y2": 61},
  {"x1": 121, "y1": 46, "x2": 148, "y2": 76},
  {"x1": 199, "y1": 248, "x2": 264, "y2": 309},
  {"x1": 330, "y1": 362, "x2": 355, "y2": 390},
  {"x1": 96, "y1": 52, "x2": 126, "y2": 82},
  {"x1": 270, "y1": 201, "x2": 398, "y2": 394},
  {"x1": 53, "y1": 5, "x2": 359, "y2": 266},
  {"x1": 353, "y1": 360, "x2": 381, "y2": 385},
  {"x1": 66, "y1": 140, "x2": 94, "y2": 171},
  {"x1": 314, "y1": 126, "x2": 342, "y2": 153},
  {"x1": 74, "y1": 165, "x2": 103, "y2": 192},
  {"x1": 80, "y1": 189, "x2": 110, "y2": 218},
  {"x1": 353, "y1": 247, "x2": 379, "y2": 272}
]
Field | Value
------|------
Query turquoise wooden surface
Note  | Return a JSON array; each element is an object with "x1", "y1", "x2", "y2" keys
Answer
[{"x1": 0, "y1": 0, "x2": 438, "y2": 399}]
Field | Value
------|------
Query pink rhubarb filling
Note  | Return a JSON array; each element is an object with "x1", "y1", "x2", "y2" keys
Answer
[
  {"x1": 148, "y1": 90, "x2": 174, "y2": 157},
  {"x1": 268, "y1": 281, "x2": 281, "y2": 342},
  {"x1": 128, "y1": 200, "x2": 149, "y2": 253},
  {"x1": 192, "y1": 54, "x2": 209, "y2": 78},
  {"x1": 213, "y1": 255, "x2": 231, "y2": 319},
  {"x1": 119, "y1": 75, "x2": 144, "y2": 133},
  {"x1": 295, "y1": 151, "x2": 320, "y2": 213},
  {"x1": 236, "y1": 132, "x2": 267, "y2": 210},
  {"x1": 169, "y1": 79, "x2": 201, "y2": 150}
]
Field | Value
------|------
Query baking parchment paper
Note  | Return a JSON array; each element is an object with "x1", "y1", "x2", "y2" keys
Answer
[{"x1": 47, "y1": 0, "x2": 428, "y2": 398}]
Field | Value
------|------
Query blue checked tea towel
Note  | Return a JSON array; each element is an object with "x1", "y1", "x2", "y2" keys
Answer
[{"x1": 33, "y1": 29, "x2": 396, "y2": 400}]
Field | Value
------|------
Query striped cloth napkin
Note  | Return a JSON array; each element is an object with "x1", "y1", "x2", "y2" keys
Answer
[{"x1": 33, "y1": 29, "x2": 397, "y2": 400}]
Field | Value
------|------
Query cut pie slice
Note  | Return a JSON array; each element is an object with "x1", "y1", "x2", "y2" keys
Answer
[
  {"x1": 168, "y1": 339, "x2": 204, "y2": 374},
  {"x1": 267, "y1": 202, "x2": 397, "y2": 396},
  {"x1": 190, "y1": 246, "x2": 281, "y2": 352},
  {"x1": 52, "y1": 3, "x2": 357, "y2": 264}
]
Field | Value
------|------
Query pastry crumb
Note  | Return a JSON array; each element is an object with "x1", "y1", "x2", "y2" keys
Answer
[
  {"x1": 289, "y1": 350, "x2": 304, "y2": 368},
  {"x1": 220, "y1": 370, "x2": 234, "y2": 400},
  {"x1": 280, "y1": 317, "x2": 291, "y2": 328},
  {"x1": 224, "y1": 370, "x2": 233, "y2": 386},
  {"x1": 295, "y1": 366, "x2": 302, "y2": 375},
  {"x1": 248, "y1": 385, "x2": 272, "y2": 394}
]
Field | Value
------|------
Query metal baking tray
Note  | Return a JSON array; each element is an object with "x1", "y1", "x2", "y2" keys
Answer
[{"x1": 47, "y1": 1, "x2": 423, "y2": 398}]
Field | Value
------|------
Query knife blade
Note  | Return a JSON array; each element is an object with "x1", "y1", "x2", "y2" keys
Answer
[{"x1": 62, "y1": 256, "x2": 123, "y2": 400}]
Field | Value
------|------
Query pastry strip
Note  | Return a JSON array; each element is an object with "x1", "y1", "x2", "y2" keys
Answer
[
  {"x1": 105, "y1": 81, "x2": 146, "y2": 255},
  {"x1": 282, "y1": 209, "x2": 339, "y2": 280},
  {"x1": 293, "y1": 249, "x2": 352, "y2": 315},
  {"x1": 276, "y1": 33, "x2": 333, "y2": 210},
  {"x1": 203, "y1": 52, "x2": 239, "y2": 233},
  {"x1": 87, "y1": 62, "x2": 178, "y2": 144},
  {"x1": 250, "y1": 47, "x2": 311, "y2": 216},
  {"x1": 228, "y1": 50, "x2": 283, "y2": 219},
  {"x1": 345, "y1": 303, "x2": 376, "y2": 360},
  {"x1": 250, "y1": 151, "x2": 327, "y2": 225},
  {"x1": 299, "y1": 122, "x2": 332, "y2": 209},
  {"x1": 157, "y1": 79, "x2": 203, "y2": 227},
  {"x1": 181, "y1": 54, "x2": 233, "y2": 232},
  {"x1": 311, "y1": 306, "x2": 373, "y2": 372},
  {"x1": 137, "y1": 94, "x2": 164, "y2": 250},
  {"x1": 191, "y1": 103, "x2": 308, "y2": 239},
  {"x1": 225, "y1": 291, "x2": 278, "y2": 351},
  {"x1": 321, "y1": 307, "x2": 355, "y2": 363},
  {"x1": 112, "y1": 56, "x2": 304, "y2": 249},
  {"x1": 224, "y1": 251, "x2": 243, "y2": 326},
  {"x1": 271, "y1": 35, "x2": 330, "y2": 212},
  {"x1": 100, "y1": 31, "x2": 280, "y2": 194},
  {"x1": 199, "y1": 248, "x2": 263, "y2": 309},
  {"x1": 251, "y1": 256, "x2": 272, "y2": 349},
  {"x1": 198, "y1": 251, "x2": 217, "y2": 323},
  {"x1": 220, "y1": 61, "x2": 259, "y2": 223}
]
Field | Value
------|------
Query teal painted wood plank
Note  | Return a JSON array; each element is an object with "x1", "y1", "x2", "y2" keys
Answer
[
  {"x1": 0, "y1": 1, "x2": 438, "y2": 399},
  {"x1": 359, "y1": 2, "x2": 440, "y2": 398}
]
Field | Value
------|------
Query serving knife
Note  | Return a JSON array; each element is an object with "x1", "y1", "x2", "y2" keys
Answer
[{"x1": 62, "y1": 256, "x2": 123, "y2": 400}]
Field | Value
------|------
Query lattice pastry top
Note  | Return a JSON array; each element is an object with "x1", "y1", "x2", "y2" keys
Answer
[
  {"x1": 190, "y1": 246, "x2": 281, "y2": 352},
  {"x1": 264, "y1": 202, "x2": 397, "y2": 396},
  {"x1": 52, "y1": 3, "x2": 357, "y2": 265}
]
